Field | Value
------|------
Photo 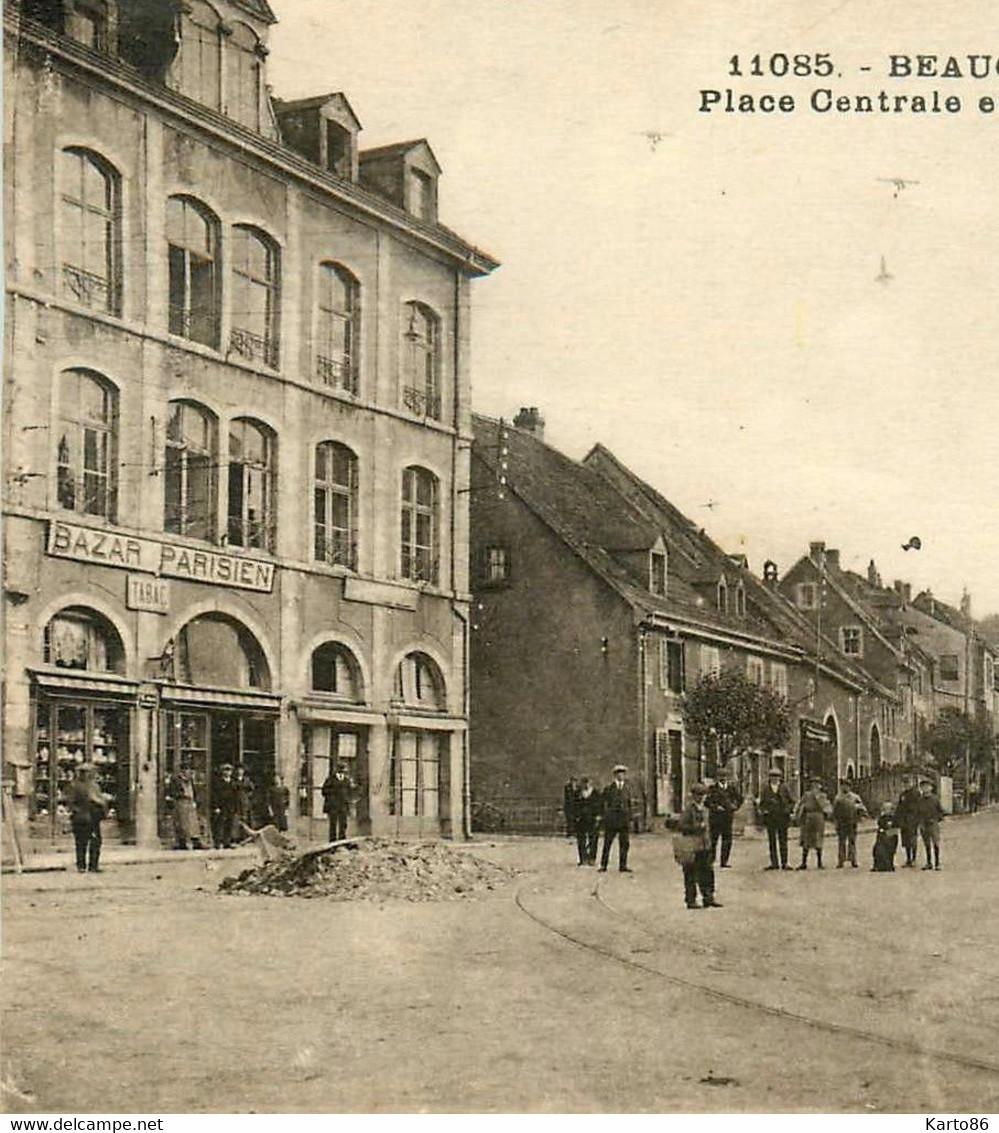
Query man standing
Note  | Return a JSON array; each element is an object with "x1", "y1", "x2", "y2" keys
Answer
[
  {"x1": 322, "y1": 760, "x2": 356, "y2": 842},
  {"x1": 916, "y1": 778, "x2": 945, "y2": 870},
  {"x1": 705, "y1": 766, "x2": 743, "y2": 868},
  {"x1": 574, "y1": 776, "x2": 600, "y2": 866},
  {"x1": 563, "y1": 774, "x2": 580, "y2": 840},
  {"x1": 211, "y1": 763, "x2": 239, "y2": 849},
  {"x1": 677, "y1": 783, "x2": 722, "y2": 909},
  {"x1": 65, "y1": 763, "x2": 106, "y2": 873},
  {"x1": 757, "y1": 767, "x2": 794, "y2": 870},
  {"x1": 832, "y1": 779, "x2": 867, "y2": 868},
  {"x1": 166, "y1": 761, "x2": 201, "y2": 850},
  {"x1": 895, "y1": 775, "x2": 921, "y2": 867},
  {"x1": 599, "y1": 764, "x2": 633, "y2": 873}
]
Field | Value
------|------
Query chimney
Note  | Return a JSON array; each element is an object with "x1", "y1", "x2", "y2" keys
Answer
[
  {"x1": 893, "y1": 580, "x2": 911, "y2": 607},
  {"x1": 867, "y1": 559, "x2": 881, "y2": 588},
  {"x1": 513, "y1": 406, "x2": 545, "y2": 439},
  {"x1": 960, "y1": 588, "x2": 972, "y2": 619},
  {"x1": 809, "y1": 540, "x2": 826, "y2": 564},
  {"x1": 762, "y1": 560, "x2": 779, "y2": 587},
  {"x1": 825, "y1": 549, "x2": 840, "y2": 572}
]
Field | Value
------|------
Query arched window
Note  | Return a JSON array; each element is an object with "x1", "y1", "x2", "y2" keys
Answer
[
  {"x1": 401, "y1": 466, "x2": 439, "y2": 584},
  {"x1": 175, "y1": 613, "x2": 270, "y2": 688},
  {"x1": 735, "y1": 583, "x2": 746, "y2": 617},
  {"x1": 44, "y1": 606, "x2": 125, "y2": 673},
  {"x1": 225, "y1": 21, "x2": 262, "y2": 130},
  {"x1": 310, "y1": 642, "x2": 362, "y2": 700},
  {"x1": 167, "y1": 196, "x2": 220, "y2": 348},
  {"x1": 56, "y1": 369, "x2": 117, "y2": 521},
  {"x1": 316, "y1": 263, "x2": 359, "y2": 393},
  {"x1": 227, "y1": 418, "x2": 275, "y2": 550},
  {"x1": 717, "y1": 578, "x2": 728, "y2": 614},
  {"x1": 401, "y1": 302, "x2": 440, "y2": 420},
  {"x1": 870, "y1": 724, "x2": 882, "y2": 771},
  {"x1": 314, "y1": 442, "x2": 358, "y2": 569},
  {"x1": 175, "y1": 0, "x2": 222, "y2": 110},
  {"x1": 165, "y1": 401, "x2": 217, "y2": 541},
  {"x1": 60, "y1": 148, "x2": 120, "y2": 314},
  {"x1": 393, "y1": 652, "x2": 445, "y2": 711},
  {"x1": 230, "y1": 225, "x2": 279, "y2": 368}
]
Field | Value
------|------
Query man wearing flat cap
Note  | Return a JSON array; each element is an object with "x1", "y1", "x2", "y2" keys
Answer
[
  {"x1": 705, "y1": 765, "x2": 743, "y2": 868},
  {"x1": 676, "y1": 782, "x2": 721, "y2": 908},
  {"x1": 65, "y1": 762, "x2": 107, "y2": 873},
  {"x1": 756, "y1": 767, "x2": 795, "y2": 870},
  {"x1": 599, "y1": 764, "x2": 634, "y2": 872}
]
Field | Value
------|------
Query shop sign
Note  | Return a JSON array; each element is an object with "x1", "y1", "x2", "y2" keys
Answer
[
  {"x1": 47, "y1": 520, "x2": 275, "y2": 594},
  {"x1": 126, "y1": 574, "x2": 170, "y2": 613}
]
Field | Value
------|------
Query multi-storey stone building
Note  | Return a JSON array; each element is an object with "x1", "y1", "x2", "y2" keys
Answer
[{"x1": 2, "y1": 0, "x2": 497, "y2": 851}]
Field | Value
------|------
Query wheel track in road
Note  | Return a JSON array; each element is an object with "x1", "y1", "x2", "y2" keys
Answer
[{"x1": 513, "y1": 875, "x2": 999, "y2": 1079}]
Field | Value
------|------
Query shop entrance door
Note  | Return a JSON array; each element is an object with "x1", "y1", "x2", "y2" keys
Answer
[{"x1": 211, "y1": 713, "x2": 275, "y2": 826}]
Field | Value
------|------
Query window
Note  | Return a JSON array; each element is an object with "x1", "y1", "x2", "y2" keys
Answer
[
  {"x1": 56, "y1": 369, "x2": 117, "y2": 521},
  {"x1": 313, "y1": 442, "x2": 358, "y2": 569},
  {"x1": 735, "y1": 583, "x2": 746, "y2": 617},
  {"x1": 227, "y1": 418, "x2": 275, "y2": 550},
  {"x1": 770, "y1": 662, "x2": 788, "y2": 698},
  {"x1": 393, "y1": 652, "x2": 445, "y2": 711},
  {"x1": 177, "y1": 0, "x2": 222, "y2": 111},
  {"x1": 478, "y1": 545, "x2": 510, "y2": 587},
  {"x1": 796, "y1": 582, "x2": 817, "y2": 609},
  {"x1": 840, "y1": 626, "x2": 863, "y2": 656},
  {"x1": 310, "y1": 642, "x2": 362, "y2": 700},
  {"x1": 660, "y1": 639, "x2": 685, "y2": 693},
  {"x1": 164, "y1": 401, "x2": 217, "y2": 541},
  {"x1": 401, "y1": 302, "x2": 440, "y2": 420},
  {"x1": 939, "y1": 654, "x2": 959, "y2": 681},
  {"x1": 225, "y1": 21, "x2": 262, "y2": 130},
  {"x1": 700, "y1": 644, "x2": 721, "y2": 677},
  {"x1": 650, "y1": 551, "x2": 666, "y2": 596},
  {"x1": 410, "y1": 168, "x2": 435, "y2": 221},
  {"x1": 175, "y1": 613, "x2": 270, "y2": 688},
  {"x1": 230, "y1": 226, "x2": 279, "y2": 368},
  {"x1": 391, "y1": 729, "x2": 443, "y2": 818},
  {"x1": 65, "y1": 2, "x2": 107, "y2": 49},
  {"x1": 316, "y1": 263, "x2": 359, "y2": 393},
  {"x1": 985, "y1": 655, "x2": 995, "y2": 692},
  {"x1": 326, "y1": 121, "x2": 351, "y2": 177},
  {"x1": 60, "y1": 148, "x2": 120, "y2": 314},
  {"x1": 44, "y1": 607, "x2": 124, "y2": 673},
  {"x1": 167, "y1": 196, "x2": 220, "y2": 347},
  {"x1": 717, "y1": 578, "x2": 728, "y2": 614},
  {"x1": 401, "y1": 466, "x2": 439, "y2": 584},
  {"x1": 747, "y1": 655, "x2": 765, "y2": 686}
]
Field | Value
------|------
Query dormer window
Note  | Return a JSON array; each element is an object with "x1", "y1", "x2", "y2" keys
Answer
[
  {"x1": 735, "y1": 582, "x2": 746, "y2": 617},
  {"x1": 411, "y1": 168, "x2": 435, "y2": 222},
  {"x1": 650, "y1": 551, "x2": 666, "y2": 597},
  {"x1": 360, "y1": 140, "x2": 441, "y2": 222},
  {"x1": 326, "y1": 121, "x2": 351, "y2": 177},
  {"x1": 66, "y1": 2, "x2": 107, "y2": 50},
  {"x1": 717, "y1": 578, "x2": 728, "y2": 614}
]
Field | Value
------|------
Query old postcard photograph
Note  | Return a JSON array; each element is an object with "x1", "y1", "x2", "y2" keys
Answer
[{"x1": 2, "y1": 0, "x2": 998, "y2": 1118}]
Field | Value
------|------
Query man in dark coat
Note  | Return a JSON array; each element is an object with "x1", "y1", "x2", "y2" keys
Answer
[
  {"x1": 677, "y1": 782, "x2": 721, "y2": 908},
  {"x1": 211, "y1": 763, "x2": 239, "y2": 849},
  {"x1": 756, "y1": 767, "x2": 795, "y2": 870},
  {"x1": 916, "y1": 779, "x2": 945, "y2": 870},
  {"x1": 563, "y1": 775, "x2": 580, "y2": 839},
  {"x1": 321, "y1": 761, "x2": 356, "y2": 842},
  {"x1": 895, "y1": 775, "x2": 921, "y2": 867},
  {"x1": 705, "y1": 766, "x2": 743, "y2": 867},
  {"x1": 574, "y1": 776, "x2": 600, "y2": 865},
  {"x1": 832, "y1": 779, "x2": 867, "y2": 868},
  {"x1": 65, "y1": 763, "x2": 106, "y2": 873},
  {"x1": 599, "y1": 764, "x2": 633, "y2": 872}
]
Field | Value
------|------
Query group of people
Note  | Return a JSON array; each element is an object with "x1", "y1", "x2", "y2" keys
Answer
[
  {"x1": 166, "y1": 763, "x2": 290, "y2": 851},
  {"x1": 566, "y1": 762, "x2": 954, "y2": 910}
]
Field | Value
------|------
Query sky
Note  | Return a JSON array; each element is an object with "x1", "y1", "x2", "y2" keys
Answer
[{"x1": 268, "y1": 1, "x2": 999, "y2": 617}]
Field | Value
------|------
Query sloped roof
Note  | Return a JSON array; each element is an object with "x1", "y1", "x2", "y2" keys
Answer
[
  {"x1": 360, "y1": 138, "x2": 442, "y2": 173},
  {"x1": 273, "y1": 91, "x2": 362, "y2": 131},
  {"x1": 232, "y1": 0, "x2": 277, "y2": 25}
]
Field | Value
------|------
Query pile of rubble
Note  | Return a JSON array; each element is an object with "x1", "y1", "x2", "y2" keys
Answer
[{"x1": 219, "y1": 838, "x2": 515, "y2": 902}]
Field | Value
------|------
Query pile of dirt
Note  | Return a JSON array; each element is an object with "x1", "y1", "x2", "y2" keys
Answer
[{"x1": 218, "y1": 838, "x2": 516, "y2": 902}]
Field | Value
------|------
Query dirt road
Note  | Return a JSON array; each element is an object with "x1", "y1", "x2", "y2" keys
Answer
[{"x1": 3, "y1": 811, "x2": 998, "y2": 1113}]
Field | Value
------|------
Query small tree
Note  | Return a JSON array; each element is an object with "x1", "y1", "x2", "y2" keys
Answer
[
  {"x1": 923, "y1": 707, "x2": 995, "y2": 777},
  {"x1": 682, "y1": 669, "x2": 791, "y2": 776}
]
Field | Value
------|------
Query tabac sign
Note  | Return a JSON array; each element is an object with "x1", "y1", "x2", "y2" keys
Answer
[{"x1": 47, "y1": 521, "x2": 275, "y2": 594}]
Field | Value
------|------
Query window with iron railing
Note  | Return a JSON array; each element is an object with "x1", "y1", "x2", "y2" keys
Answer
[
  {"x1": 230, "y1": 225, "x2": 279, "y2": 368},
  {"x1": 56, "y1": 369, "x2": 117, "y2": 522},
  {"x1": 164, "y1": 401, "x2": 217, "y2": 541},
  {"x1": 60, "y1": 148, "x2": 120, "y2": 315},
  {"x1": 227, "y1": 418, "x2": 276, "y2": 551},
  {"x1": 316, "y1": 263, "x2": 359, "y2": 394},
  {"x1": 167, "y1": 196, "x2": 220, "y2": 349},
  {"x1": 401, "y1": 302, "x2": 441, "y2": 421},
  {"x1": 314, "y1": 441, "x2": 358, "y2": 570},
  {"x1": 401, "y1": 466, "x2": 439, "y2": 585}
]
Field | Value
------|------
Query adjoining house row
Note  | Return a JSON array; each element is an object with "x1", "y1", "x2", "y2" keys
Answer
[
  {"x1": 468, "y1": 411, "x2": 999, "y2": 830},
  {"x1": 3, "y1": 0, "x2": 497, "y2": 852}
]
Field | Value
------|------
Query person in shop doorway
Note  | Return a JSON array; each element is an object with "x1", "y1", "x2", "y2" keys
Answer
[
  {"x1": 705, "y1": 765, "x2": 743, "y2": 868},
  {"x1": 794, "y1": 776, "x2": 832, "y2": 869},
  {"x1": 574, "y1": 776, "x2": 600, "y2": 865},
  {"x1": 266, "y1": 773, "x2": 291, "y2": 833},
  {"x1": 895, "y1": 775, "x2": 921, "y2": 867},
  {"x1": 232, "y1": 765, "x2": 255, "y2": 829},
  {"x1": 676, "y1": 783, "x2": 722, "y2": 909},
  {"x1": 212, "y1": 763, "x2": 239, "y2": 849},
  {"x1": 66, "y1": 763, "x2": 107, "y2": 873},
  {"x1": 757, "y1": 767, "x2": 795, "y2": 870},
  {"x1": 917, "y1": 778, "x2": 945, "y2": 870},
  {"x1": 166, "y1": 761, "x2": 202, "y2": 850},
  {"x1": 598, "y1": 764, "x2": 633, "y2": 872},
  {"x1": 832, "y1": 779, "x2": 867, "y2": 868},
  {"x1": 322, "y1": 760, "x2": 356, "y2": 842}
]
